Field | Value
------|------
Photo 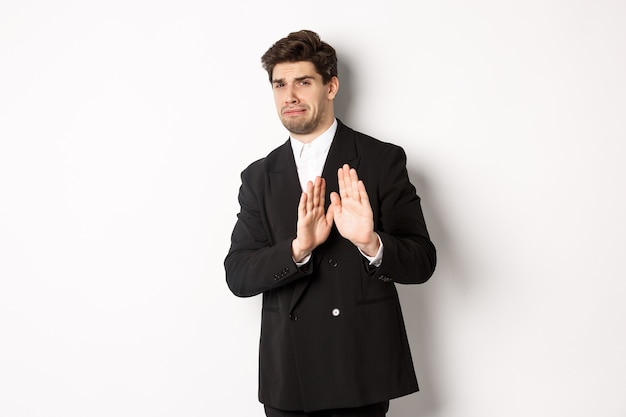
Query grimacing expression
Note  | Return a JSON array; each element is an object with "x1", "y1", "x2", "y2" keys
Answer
[{"x1": 271, "y1": 61, "x2": 338, "y2": 140}]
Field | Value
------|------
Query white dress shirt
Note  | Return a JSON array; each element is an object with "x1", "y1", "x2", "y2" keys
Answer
[
  {"x1": 289, "y1": 119, "x2": 383, "y2": 267},
  {"x1": 290, "y1": 120, "x2": 337, "y2": 191}
]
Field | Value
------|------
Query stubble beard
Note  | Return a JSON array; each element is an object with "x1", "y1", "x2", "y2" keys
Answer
[
  {"x1": 281, "y1": 118, "x2": 316, "y2": 135},
  {"x1": 280, "y1": 108, "x2": 323, "y2": 136}
]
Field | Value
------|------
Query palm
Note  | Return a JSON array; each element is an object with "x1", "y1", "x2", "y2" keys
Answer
[
  {"x1": 330, "y1": 164, "x2": 378, "y2": 254},
  {"x1": 294, "y1": 177, "x2": 334, "y2": 257},
  {"x1": 296, "y1": 200, "x2": 332, "y2": 249}
]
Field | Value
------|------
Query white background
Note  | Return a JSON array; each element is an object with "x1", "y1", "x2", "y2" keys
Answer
[{"x1": 1, "y1": 1, "x2": 625, "y2": 416}]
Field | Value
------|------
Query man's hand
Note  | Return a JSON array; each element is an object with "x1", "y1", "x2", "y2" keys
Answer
[
  {"x1": 330, "y1": 164, "x2": 380, "y2": 256},
  {"x1": 292, "y1": 176, "x2": 334, "y2": 262}
]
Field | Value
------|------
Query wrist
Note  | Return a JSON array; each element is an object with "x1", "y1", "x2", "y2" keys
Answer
[
  {"x1": 358, "y1": 233, "x2": 380, "y2": 257},
  {"x1": 292, "y1": 239, "x2": 311, "y2": 263}
]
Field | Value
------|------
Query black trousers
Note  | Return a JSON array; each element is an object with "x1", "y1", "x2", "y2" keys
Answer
[{"x1": 264, "y1": 401, "x2": 389, "y2": 417}]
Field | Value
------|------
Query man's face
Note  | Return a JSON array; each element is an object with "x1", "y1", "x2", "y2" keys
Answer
[{"x1": 271, "y1": 61, "x2": 338, "y2": 142}]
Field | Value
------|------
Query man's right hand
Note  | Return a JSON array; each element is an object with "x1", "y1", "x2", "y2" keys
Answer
[{"x1": 292, "y1": 176, "x2": 334, "y2": 262}]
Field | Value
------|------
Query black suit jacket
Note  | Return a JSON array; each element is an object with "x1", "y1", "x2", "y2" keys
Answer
[{"x1": 225, "y1": 120, "x2": 436, "y2": 412}]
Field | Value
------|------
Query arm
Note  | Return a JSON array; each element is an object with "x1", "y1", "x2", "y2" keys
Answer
[
  {"x1": 373, "y1": 145, "x2": 436, "y2": 284},
  {"x1": 225, "y1": 168, "x2": 333, "y2": 297},
  {"x1": 330, "y1": 147, "x2": 436, "y2": 284}
]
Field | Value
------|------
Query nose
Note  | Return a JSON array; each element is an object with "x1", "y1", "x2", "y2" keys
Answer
[{"x1": 284, "y1": 86, "x2": 298, "y2": 104}]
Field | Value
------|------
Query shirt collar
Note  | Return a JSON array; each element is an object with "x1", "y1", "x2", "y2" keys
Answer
[{"x1": 289, "y1": 119, "x2": 338, "y2": 159}]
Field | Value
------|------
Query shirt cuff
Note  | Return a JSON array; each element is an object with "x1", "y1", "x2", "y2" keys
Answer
[
  {"x1": 359, "y1": 233, "x2": 383, "y2": 267},
  {"x1": 294, "y1": 253, "x2": 312, "y2": 267}
]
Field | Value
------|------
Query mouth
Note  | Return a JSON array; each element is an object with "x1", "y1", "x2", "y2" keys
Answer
[{"x1": 282, "y1": 107, "x2": 307, "y2": 117}]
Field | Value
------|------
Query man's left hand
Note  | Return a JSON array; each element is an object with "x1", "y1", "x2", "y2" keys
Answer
[{"x1": 330, "y1": 164, "x2": 380, "y2": 256}]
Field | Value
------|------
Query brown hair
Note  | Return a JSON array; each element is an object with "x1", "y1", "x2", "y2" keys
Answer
[{"x1": 261, "y1": 30, "x2": 338, "y2": 84}]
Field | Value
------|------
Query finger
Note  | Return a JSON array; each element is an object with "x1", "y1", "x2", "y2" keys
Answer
[
  {"x1": 298, "y1": 191, "x2": 308, "y2": 217},
  {"x1": 312, "y1": 176, "x2": 323, "y2": 208},
  {"x1": 329, "y1": 191, "x2": 341, "y2": 209},
  {"x1": 305, "y1": 180, "x2": 314, "y2": 213},
  {"x1": 325, "y1": 201, "x2": 335, "y2": 224},
  {"x1": 344, "y1": 165, "x2": 354, "y2": 198},
  {"x1": 329, "y1": 192, "x2": 342, "y2": 218},
  {"x1": 338, "y1": 164, "x2": 351, "y2": 198},
  {"x1": 318, "y1": 177, "x2": 326, "y2": 208},
  {"x1": 349, "y1": 168, "x2": 361, "y2": 203},
  {"x1": 337, "y1": 166, "x2": 346, "y2": 198},
  {"x1": 357, "y1": 179, "x2": 369, "y2": 203}
]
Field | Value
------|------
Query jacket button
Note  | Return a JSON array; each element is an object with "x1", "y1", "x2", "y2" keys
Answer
[
  {"x1": 328, "y1": 259, "x2": 338, "y2": 268},
  {"x1": 331, "y1": 308, "x2": 340, "y2": 317},
  {"x1": 288, "y1": 314, "x2": 297, "y2": 321}
]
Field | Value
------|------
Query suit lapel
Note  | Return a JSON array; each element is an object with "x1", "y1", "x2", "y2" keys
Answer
[{"x1": 267, "y1": 141, "x2": 302, "y2": 245}]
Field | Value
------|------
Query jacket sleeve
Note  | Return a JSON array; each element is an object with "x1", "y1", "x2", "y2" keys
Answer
[
  {"x1": 367, "y1": 145, "x2": 437, "y2": 284},
  {"x1": 224, "y1": 165, "x2": 312, "y2": 297}
]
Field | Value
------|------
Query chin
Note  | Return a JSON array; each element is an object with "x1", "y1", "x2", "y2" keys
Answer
[{"x1": 281, "y1": 120, "x2": 315, "y2": 136}]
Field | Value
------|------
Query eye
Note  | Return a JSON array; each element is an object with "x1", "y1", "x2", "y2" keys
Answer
[{"x1": 274, "y1": 83, "x2": 285, "y2": 89}]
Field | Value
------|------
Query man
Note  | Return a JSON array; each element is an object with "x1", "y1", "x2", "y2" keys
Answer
[{"x1": 225, "y1": 30, "x2": 436, "y2": 417}]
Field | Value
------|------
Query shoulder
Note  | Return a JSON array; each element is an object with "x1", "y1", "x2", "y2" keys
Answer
[
  {"x1": 337, "y1": 120, "x2": 406, "y2": 159},
  {"x1": 241, "y1": 140, "x2": 291, "y2": 177}
]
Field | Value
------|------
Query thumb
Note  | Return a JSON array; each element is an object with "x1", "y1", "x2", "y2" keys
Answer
[{"x1": 325, "y1": 203, "x2": 335, "y2": 224}]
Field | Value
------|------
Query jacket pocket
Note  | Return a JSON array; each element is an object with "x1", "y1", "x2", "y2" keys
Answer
[{"x1": 358, "y1": 270, "x2": 398, "y2": 304}]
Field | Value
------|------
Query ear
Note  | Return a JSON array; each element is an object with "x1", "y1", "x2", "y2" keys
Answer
[{"x1": 327, "y1": 76, "x2": 339, "y2": 99}]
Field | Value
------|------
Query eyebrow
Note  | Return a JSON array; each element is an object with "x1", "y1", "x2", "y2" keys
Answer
[{"x1": 272, "y1": 75, "x2": 315, "y2": 84}]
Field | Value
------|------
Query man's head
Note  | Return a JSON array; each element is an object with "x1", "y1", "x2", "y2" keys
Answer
[{"x1": 261, "y1": 30, "x2": 339, "y2": 142}]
